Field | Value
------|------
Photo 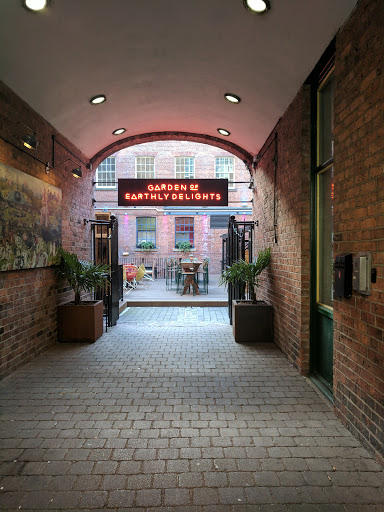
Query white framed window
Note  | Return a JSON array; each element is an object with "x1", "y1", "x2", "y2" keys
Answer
[
  {"x1": 136, "y1": 156, "x2": 155, "y2": 178},
  {"x1": 96, "y1": 157, "x2": 116, "y2": 188},
  {"x1": 215, "y1": 157, "x2": 235, "y2": 189},
  {"x1": 175, "y1": 157, "x2": 195, "y2": 179},
  {"x1": 136, "y1": 217, "x2": 156, "y2": 248}
]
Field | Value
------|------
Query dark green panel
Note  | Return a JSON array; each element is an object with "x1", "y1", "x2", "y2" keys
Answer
[{"x1": 312, "y1": 308, "x2": 333, "y2": 389}]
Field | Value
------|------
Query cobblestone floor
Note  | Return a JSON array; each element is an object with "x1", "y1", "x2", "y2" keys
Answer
[{"x1": 1, "y1": 307, "x2": 383, "y2": 511}]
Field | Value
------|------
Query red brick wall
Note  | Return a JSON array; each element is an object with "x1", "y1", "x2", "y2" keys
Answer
[
  {"x1": 0, "y1": 82, "x2": 94, "y2": 377},
  {"x1": 95, "y1": 141, "x2": 252, "y2": 274},
  {"x1": 252, "y1": 87, "x2": 311, "y2": 373},
  {"x1": 252, "y1": 0, "x2": 383, "y2": 464},
  {"x1": 333, "y1": 0, "x2": 384, "y2": 465}
]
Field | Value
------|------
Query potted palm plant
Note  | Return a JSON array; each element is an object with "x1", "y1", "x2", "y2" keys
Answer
[
  {"x1": 55, "y1": 247, "x2": 110, "y2": 343},
  {"x1": 220, "y1": 247, "x2": 273, "y2": 343}
]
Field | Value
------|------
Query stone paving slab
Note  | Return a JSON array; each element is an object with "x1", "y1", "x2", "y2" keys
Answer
[{"x1": 0, "y1": 307, "x2": 383, "y2": 511}]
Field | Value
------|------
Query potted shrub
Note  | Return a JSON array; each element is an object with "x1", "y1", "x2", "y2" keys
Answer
[
  {"x1": 176, "y1": 241, "x2": 192, "y2": 253},
  {"x1": 220, "y1": 247, "x2": 273, "y2": 343},
  {"x1": 139, "y1": 240, "x2": 155, "y2": 250},
  {"x1": 55, "y1": 247, "x2": 110, "y2": 343}
]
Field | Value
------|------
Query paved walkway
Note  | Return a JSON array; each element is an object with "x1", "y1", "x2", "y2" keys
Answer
[{"x1": 1, "y1": 307, "x2": 383, "y2": 511}]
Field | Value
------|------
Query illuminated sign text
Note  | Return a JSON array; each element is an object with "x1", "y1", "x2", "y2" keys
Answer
[{"x1": 118, "y1": 179, "x2": 228, "y2": 206}]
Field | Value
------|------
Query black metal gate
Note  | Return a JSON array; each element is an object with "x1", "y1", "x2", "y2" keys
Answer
[
  {"x1": 223, "y1": 215, "x2": 256, "y2": 324},
  {"x1": 88, "y1": 215, "x2": 120, "y2": 328}
]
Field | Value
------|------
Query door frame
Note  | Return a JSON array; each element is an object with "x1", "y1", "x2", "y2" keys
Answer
[{"x1": 308, "y1": 40, "x2": 335, "y2": 402}]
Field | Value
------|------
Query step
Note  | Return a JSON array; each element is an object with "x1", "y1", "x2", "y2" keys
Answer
[{"x1": 119, "y1": 299, "x2": 228, "y2": 311}]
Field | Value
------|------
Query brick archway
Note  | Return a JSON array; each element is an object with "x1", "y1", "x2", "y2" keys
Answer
[{"x1": 90, "y1": 131, "x2": 253, "y2": 170}]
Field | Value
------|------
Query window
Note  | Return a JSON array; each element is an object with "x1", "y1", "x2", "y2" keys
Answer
[
  {"x1": 96, "y1": 157, "x2": 116, "y2": 188},
  {"x1": 136, "y1": 156, "x2": 155, "y2": 178},
  {"x1": 318, "y1": 73, "x2": 335, "y2": 165},
  {"x1": 175, "y1": 217, "x2": 194, "y2": 247},
  {"x1": 215, "y1": 157, "x2": 235, "y2": 189},
  {"x1": 316, "y1": 70, "x2": 335, "y2": 309},
  {"x1": 136, "y1": 217, "x2": 156, "y2": 248},
  {"x1": 210, "y1": 214, "x2": 230, "y2": 229},
  {"x1": 175, "y1": 157, "x2": 195, "y2": 179}
]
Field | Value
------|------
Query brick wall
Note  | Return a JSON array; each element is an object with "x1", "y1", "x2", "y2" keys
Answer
[
  {"x1": 252, "y1": 87, "x2": 311, "y2": 373},
  {"x1": 0, "y1": 82, "x2": 94, "y2": 377},
  {"x1": 333, "y1": 0, "x2": 384, "y2": 464},
  {"x1": 252, "y1": 0, "x2": 383, "y2": 464},
  {"x1": 95, "y1": 141, "x2": 253, "y2": 274}
]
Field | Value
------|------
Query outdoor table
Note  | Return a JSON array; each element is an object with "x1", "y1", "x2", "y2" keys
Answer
[{"x1": 180, "y1": 261, "x2": 201, "y2": 295}]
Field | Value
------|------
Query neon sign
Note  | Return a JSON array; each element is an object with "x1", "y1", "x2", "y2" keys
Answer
[{"x1": 118, "y1": 179, "x2": 228, "y2": 206}]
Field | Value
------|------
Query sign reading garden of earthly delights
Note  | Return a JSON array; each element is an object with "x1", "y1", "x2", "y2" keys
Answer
[{"x1": 118, "y1": 179, "x2": 229, "y2": 207}]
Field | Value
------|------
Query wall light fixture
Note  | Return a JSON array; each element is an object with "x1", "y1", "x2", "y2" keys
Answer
[{"x1": 71, "y1": 167, "x2": 82, "y2": 179}]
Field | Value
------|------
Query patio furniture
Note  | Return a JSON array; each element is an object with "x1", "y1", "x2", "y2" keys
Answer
[
  {"x1": 179, "y1": 261, "x2": 201, "y2": 295},
  {"x1": 123, "y1": 264, "x2": 138, "y2": 290},
  {"x1": 166, "y1": 259, "x2": 179, "y2": 290},
  {"x1": 196, "y1": 260, "x2": 209, "y2": 294},
  {"x1": 136, "y1": 264, "x2": 146, "y2": 284},
  {"x1": 144, "y1": 261, "x2": 155, "y2": 281}
]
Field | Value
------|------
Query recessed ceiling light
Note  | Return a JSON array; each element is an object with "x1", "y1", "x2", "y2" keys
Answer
[
  {"x1": 218, "y1": 128, "x2": 231, "y2": 136},
  {"x1": 90, "y1": 94, "x2": 106, "y2": 105},
  {"x1": 225, "y1": 93, "x2": 241, "y2": 104},
  {"x1": 22, "y1": 0, "x2": 50, "y2": 12},
  {"x1": 243, "y1": 0, "x2": 271, "y2": 14},
  {"x1": 112, "y1": 128, "x2": 126, "y2": 136}
]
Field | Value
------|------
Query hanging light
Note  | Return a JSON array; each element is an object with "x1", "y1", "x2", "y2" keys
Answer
[
  {"x1": 243, "y1": 0, "x2": 271, "y2": 14},
  {"x1": 21, "y1": 131, "x2": 38, "y2": 150},
  {"x1": 218, "y1": 128, "x2": 231, "y2": 136},
  {"x1": 71, "y1": 167, "x2": 83, "y2": 179}
]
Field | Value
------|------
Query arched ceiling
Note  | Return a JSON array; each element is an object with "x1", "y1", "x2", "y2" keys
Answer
[{"x1": 0, "y1": 0, "x2": 357, "y2": 161}]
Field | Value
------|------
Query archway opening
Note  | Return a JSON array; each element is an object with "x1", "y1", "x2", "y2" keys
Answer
[{"x1": 91, "y1": 136, "x2": 255, "y2": 308}]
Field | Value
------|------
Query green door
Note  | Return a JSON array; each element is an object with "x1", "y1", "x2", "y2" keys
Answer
[{"x1": 311, "y1": 67, "x2": 334, "y2": 397}]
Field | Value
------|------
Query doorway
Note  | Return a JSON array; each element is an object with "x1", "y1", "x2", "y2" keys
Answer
[{"x1": 310, "y1": 56, "x2": 335, "y2": 398}]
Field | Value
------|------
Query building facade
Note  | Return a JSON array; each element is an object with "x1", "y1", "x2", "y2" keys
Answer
[{"x1": 94, "y1": 141, "x2": 252, "y2": 274}]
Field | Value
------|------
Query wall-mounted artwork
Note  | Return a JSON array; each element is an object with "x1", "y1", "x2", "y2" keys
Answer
[{"x1": 0, "y1": 163, "x2": 62, "y2": 271}]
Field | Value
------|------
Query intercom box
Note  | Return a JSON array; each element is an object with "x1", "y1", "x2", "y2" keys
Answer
[{"x1": 352, "y1": 252, "x2": 372, "y2": 295}]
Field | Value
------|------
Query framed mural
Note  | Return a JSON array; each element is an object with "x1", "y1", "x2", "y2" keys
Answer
[{"x1": 0, "y1": 163, "x2": 62, "y2": 271}]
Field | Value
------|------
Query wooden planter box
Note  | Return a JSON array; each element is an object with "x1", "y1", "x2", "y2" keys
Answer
[
  {"x1": 232, "y1": 300, "x2": 274, "y2": 343},
  {"x1": 57, "y1": 300, "x2": 104, "y2": 343}
]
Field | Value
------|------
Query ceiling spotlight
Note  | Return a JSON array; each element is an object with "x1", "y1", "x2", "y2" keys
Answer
[
  {"x1": 71, "y1": 167, "x2": 82, "y2": 179},
  {"x1": 243, "y1": 0, "x2": 271, "y2": 14},
  {"x1": 21, "y1": 132, "x2": 38, "y2": 150},
  {"x1": 218, "y1": 128, "x2": 231, "y2": 136},
  {"x1": 90, "y1": 94, "x2": 106, "y2": 105},
  {"x1": 225, "y1": 93, "x2": 241, "y2": 104},
  {"x1": 22, "y1": 0, "x2": 50, "y2": 12},
  {"x1": 112, "y1": 128, "x2": 126, "y2": 135}
]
